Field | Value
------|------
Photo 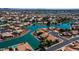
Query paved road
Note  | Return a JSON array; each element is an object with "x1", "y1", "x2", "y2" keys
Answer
[
  {"x1": 48, "y1": 31, "x2": 66, "y2": 41},
  {"x1": 46, "y1": 31, "x2": 79, "y2": 51},
  {"x1": 0, "y1": 24, "x2": 78, "y2": 50}
]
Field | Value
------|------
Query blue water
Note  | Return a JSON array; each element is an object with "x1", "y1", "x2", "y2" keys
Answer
[
  {"x1": 27, "y1": 25, "x2": 48, "y2": 32},
  {"x1": 0, "y1": 25, "x2": 48, "y2": 49},
  {"x1": 55, "y1": 23, "x2": 71, "y2": 29},
  {"x1": 0, "y1": 23, "x2": 71, "y2": 49}
]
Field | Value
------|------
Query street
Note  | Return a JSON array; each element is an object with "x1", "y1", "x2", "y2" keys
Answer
[{"x1": 46, "y1": 31, "x2": 79, "y2": 51}]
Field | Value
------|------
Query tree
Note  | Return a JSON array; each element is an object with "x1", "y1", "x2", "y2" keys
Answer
[
  {"x1": 38, "y1": 44, "x2": 46, "y2": 51},
  {"x1": 59, "y1": 29, "x2": 65, "y2": 32},
  {"x1": 46, "y1": 20, "x2": 51, "y2": 29},
  {"x1": 44, "y1": 40, "x2": 52, "y2": 47}
]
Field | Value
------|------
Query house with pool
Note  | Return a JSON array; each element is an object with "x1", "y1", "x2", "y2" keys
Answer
[{"x1": 0, "y1": 9, "x2": 79, "y2": 51}]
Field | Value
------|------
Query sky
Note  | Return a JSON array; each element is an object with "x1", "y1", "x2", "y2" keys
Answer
[{"x1": 0, "y1": 0, "x2": 79, "y2": 9}]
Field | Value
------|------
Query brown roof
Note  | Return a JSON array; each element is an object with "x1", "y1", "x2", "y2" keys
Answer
[
  {"x1": 71, "y1": 30, "x2": 79, "y2": 35},
  {"x1": 64, "y1": 41, "x2": 79, "y2": 51},
  {"x1": 37, "y1": 29, "x2": 45, "y2": 33},
  {"x1": 64, "y1": 46, "x2": 77, "y2": 51},
  {"x1": 46, "y1": 34, "x2": 57, "y2": 42},
  {"x1": 40, "y1": 32, "x2": 48, "y2": 38},
  {"x1": 17, "y1": 43, "x2": 32, "y2": 51},
  {"x1": 41, "y1": 28, "x2": 48, "y2": 32}
]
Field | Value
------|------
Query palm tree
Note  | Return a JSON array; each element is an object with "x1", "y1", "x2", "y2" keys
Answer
[{"x1": 46, "y1": 20, "x2": 51, "y2": 30}]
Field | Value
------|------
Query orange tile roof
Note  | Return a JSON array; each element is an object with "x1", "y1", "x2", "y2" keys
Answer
[
  {"x1": 17, "y1": 43, "x2": 32, "y2": 51},
  {"x1": 40, "y1": 32, "x2": 48, "y2": 38},
  {"x1": 46, "y1": 34, "x2": 57, "y2": 41}
]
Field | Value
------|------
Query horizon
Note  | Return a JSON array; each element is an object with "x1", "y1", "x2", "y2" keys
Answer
[{"x1": 1, "y1": 8, "x2": 79, "y2": 10}]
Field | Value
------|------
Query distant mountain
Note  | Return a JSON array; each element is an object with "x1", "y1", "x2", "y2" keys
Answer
[{"x1": 0, "y1": 8, "x2": 79, "y2": 14}]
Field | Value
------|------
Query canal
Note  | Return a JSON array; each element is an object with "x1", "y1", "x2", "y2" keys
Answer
[{"x1": 0, "y1": 23, "x2": 71, "y2": 49}]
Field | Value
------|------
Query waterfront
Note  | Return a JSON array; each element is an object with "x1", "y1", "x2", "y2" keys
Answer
[{"x1": 0, "y1": 9, "x2": 79, "y2": 51}]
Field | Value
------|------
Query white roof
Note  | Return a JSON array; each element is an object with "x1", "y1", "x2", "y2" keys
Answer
[{"x1": 2, "y1": 32, "x2": 13, "y2": 37}]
